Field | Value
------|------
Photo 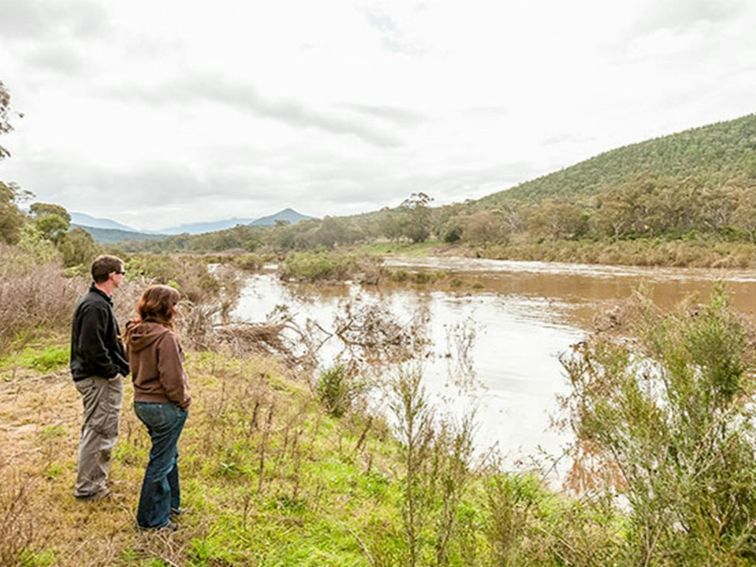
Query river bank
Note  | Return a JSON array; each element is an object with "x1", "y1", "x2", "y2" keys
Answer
[{"x1": 355, "y1": 237, "x2": 756, "y2": 269}]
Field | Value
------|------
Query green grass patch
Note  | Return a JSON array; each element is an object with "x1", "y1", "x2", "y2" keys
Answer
[
  {"x1": 0, "y1": 344, "x2": 69, "y2": 373},
  {"x1": 40, "y1": 424, "x2": 67, "y2": 439},
  {"x1": 18, "y1": 549, "x2": 57, "y2": 567},
  {"x1": 356, "y1": 240, "x2": 442, "y2": 257}
]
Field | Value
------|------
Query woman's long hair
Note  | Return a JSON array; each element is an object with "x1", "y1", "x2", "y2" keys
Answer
[{"x1": 131, "y1": 284, "x2": 181, "y2": 329}]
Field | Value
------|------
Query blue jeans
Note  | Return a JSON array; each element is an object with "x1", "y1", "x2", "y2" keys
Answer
[{"x1": 134, "y1": 402, "x2": 188, "y2": 528}]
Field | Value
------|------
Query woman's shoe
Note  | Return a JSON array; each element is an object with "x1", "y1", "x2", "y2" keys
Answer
[{"x1": 138, "y1": 520, "x2": 179, "y2": 532}]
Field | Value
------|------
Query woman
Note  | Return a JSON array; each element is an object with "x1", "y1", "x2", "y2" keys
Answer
[{"x1": 125, "y1": 285, "x2": 191, "y2": 530}]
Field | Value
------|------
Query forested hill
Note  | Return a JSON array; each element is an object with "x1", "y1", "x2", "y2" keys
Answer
[{"x1": 478, "y1": 113, "x2": 756, "y2": 206}]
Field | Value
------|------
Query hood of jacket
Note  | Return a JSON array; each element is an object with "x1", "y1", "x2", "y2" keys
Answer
[{"x1": 125, "y1": 321, "x2": 171, "y2": 353}]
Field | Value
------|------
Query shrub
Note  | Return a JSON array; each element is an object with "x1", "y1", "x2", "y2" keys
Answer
[
  {"x1": 0, "y1": 247, "x2": 83, "y2": 352},
  {"x1": 560, "y1": 287, "x2": 756, "y2": 564},
  {"x1": 280, "y1": 251, "x2": 382, "y2": 282},
  {"x1": 316, "y1": 365, "x2": 354, "y2": 417},
  {"x1": 386, "y1": 269, "x2": 445, "y2": 285},
  {"x1": 233, "y1": 253, "x2": 264, "y2": 272},
  {"x1": 125, "y1": 253, "x2": 220, "y2": 303},
  {"x1": 0, "y1": 476, "x2": 37, "y2": 566}
]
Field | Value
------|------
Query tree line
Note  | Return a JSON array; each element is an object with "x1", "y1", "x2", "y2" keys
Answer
[{"x1": 121, "y1": 172, "x2": 755, "y2": 255}]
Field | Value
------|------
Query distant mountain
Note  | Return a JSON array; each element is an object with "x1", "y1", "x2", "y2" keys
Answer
[
  {"x1": 72, "y1": 207, "x2": 315, "y2": 242},
  {"x1": 159, "y1": 218, "x2": 257, "y2": 235},
  {"x1": 477, "y1": 113, "x2": 756, "y2": 206},
  {"x1": 249, "y1": 208, "x2": 313, "y2": 226},
  {"x1": 75, "y1": 226, "x2": 167, "y2": 245},
  {"x1": 71, "y1": 212, "x2": 138, "y2": 232}
]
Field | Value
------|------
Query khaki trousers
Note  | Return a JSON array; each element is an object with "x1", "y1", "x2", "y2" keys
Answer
[{"x1": 74, "y1": 375, "x2": 123, "y2": 498}]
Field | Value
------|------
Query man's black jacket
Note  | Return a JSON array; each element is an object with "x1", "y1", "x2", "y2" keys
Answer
[{"x1": 70, "y1": 285, "x2": 130, "y2": 381}]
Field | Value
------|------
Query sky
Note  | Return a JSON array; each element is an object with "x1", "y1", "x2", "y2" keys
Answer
[{"x1": 0, "y1": 0, "x2": 754, "y2": 231}]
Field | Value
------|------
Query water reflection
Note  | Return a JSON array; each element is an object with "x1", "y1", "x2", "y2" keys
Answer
[{"x1": 232, "y1": 272, "x2": 585, "y2": 465}]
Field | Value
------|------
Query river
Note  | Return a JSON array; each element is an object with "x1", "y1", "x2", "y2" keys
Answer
[{"x1": 231, "y1": 257, "x2": 756, "y2": 470}]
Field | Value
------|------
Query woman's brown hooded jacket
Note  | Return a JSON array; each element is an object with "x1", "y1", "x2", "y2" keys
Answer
[{"x1": 125, "y1": 321, "x2": 191, "y2": 409}]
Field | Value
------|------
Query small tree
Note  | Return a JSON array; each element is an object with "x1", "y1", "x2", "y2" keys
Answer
[
  {"x1": 460, "y1": 210, "x2": 511, "y2": 244},
  {"x1": 0, "y1": 84, "x2": 27, "y2": 244},
  {"x1": 59, "y1": 227, "x2": 99, "y2": 267},
  {"x1": 0, "y1": 81, "x2": 14, "y2": 161},
  {"x1": 732, "y1": 181, "x2": 756, "y2": 242},
  {"x1": 29, "y1": 202, "x2": 71, "y2": 244},
  {"x1": 527, "y1": 199, "x2": 588, "y2": 240},
  {"x1": 398, "y1": 192, "x2": 434, "y2": 243},
  {"x1": 0, "y1": 182, "x2": 27, "y2": 244},
  {"x1": 29, "y1": 203, "x2": 71, "y2": 224}
]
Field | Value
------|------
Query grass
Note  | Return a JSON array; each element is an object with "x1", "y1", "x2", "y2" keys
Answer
[
  {"x1": 0, "y1": 344, "x2": 611, "y2": 566},
  {"x1": 0, "y1": 350, "x2": 406, "y2": 565},
  {"x1": 0, "y1": 343, "x2": 69, "y2": 376},
  {"x1": 355, "y1": 240, "x2": 448, "y2": 257}
]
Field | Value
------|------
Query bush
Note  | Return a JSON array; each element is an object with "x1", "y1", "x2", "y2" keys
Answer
[
  {"x1": 386, "y1": 269, "x2": 446, "y2": 285},
  {"x1": 233, "y1": 253, "x2": 264, "y2": 272},
  {"x1": 280, "y1": 251, "x2": 381, "y2": 282},
  {"x1": 0, "y1": 246, "x2": 83, "y2": 352},
  {"x1": 560, "y1": 287, "x2": 756, "y2": 564},
  {"x1": 316, "y1": 365, "x2": 354, "y2": 418},
  {"x1": 125, "y1": 254, "x2": 220, "y2": 303}
]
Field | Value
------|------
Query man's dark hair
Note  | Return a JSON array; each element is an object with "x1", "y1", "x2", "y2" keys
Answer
[{"x1": 91, "y1": 255, "x2": 123, "y2": 283}]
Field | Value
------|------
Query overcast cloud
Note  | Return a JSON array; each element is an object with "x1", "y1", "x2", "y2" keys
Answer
[{"x1": 0, "y1": 0, "x2": 754, "y2": 230}]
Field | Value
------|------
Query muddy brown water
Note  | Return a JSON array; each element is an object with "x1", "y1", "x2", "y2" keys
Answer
[{"x1": 232, "y1": 257, "x2": 756, "y2": 469}]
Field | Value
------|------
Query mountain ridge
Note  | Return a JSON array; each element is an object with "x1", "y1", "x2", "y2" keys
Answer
[
  {"x1": 75, "y1": 208, "x2": 314, "y2": 243},
  {"x1": 477, "y1": 113, "x2": 756, "y2": 206},
  {"x1": 70, "y1": 212, "x2": 138, "y2": 232}
]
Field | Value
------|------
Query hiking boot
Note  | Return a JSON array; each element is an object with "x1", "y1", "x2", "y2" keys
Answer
[
  {"x1": 75, "y1": 487, "x2": 112, "y2": 501},
  {"x1": 139, "y1": 520, "x2": 179, "y2": 532}
]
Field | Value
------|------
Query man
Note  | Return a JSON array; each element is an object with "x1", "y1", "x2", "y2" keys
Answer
[{"x1": 70, "y1": 255, "x2": 130, "y2": 500}]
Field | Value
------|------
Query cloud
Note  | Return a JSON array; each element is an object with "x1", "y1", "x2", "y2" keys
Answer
[
  {"x1": 110, "y1": 75, "x2": 404, "y2": 149},
  {"x1": 340, "y1": 103, "x2": 426, "y2": 126},
  {"x1": 0, "y1": 0, "x2": 109, "y2": 40},
  {"x1": 540, "y1": 134, "x2": 574, "y2": 146},
  {"x1": 630, "y1": 0, "x2": 747, "y2": 35},
  {"x1": 22, "y1": 44, "x2": 89, "y2": 75},
  {"x1": 362, "y1": 8, "x2": 425, "y2": 55}
]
